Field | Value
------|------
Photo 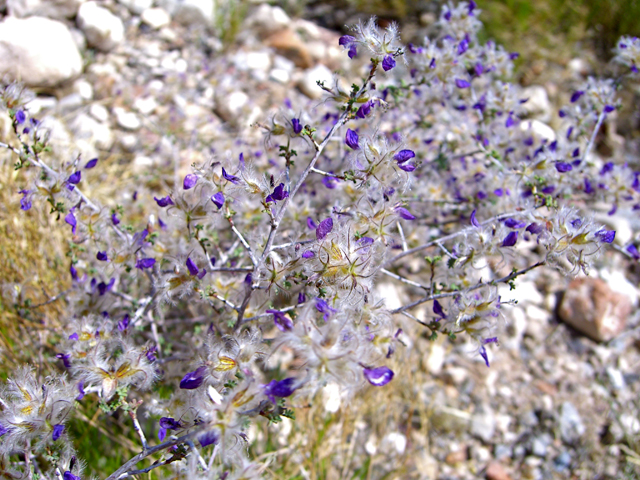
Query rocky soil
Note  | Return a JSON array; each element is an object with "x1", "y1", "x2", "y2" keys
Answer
[{"x1": 1, "y1": 1, "x2": 639, "y2": 479}]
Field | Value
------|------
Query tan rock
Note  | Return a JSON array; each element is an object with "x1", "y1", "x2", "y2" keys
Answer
[
  {"x1": 558, "y1": 277, "x2": 630, "y2": 342},
  {"x1": 265, "y1": 28, "x2": 312, "y2": 69},
  {"x1": 486, "y1": 461, "x2": 512, "y2": 480}
]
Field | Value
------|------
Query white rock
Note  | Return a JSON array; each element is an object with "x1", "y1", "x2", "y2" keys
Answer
[
  {"x1": 77, "y1": 2, "x2": 125, "y2": 52},
  {"x1": 7, "y1": 0, "x2": 85, "y2": 19},
  {"x1": 269, "y1": 68, "x2": 290, "y2": 84},
  {"x1": 520, "y1": 119, "x2": 556, "y2": 143},
  {"x1": 424, "y1": 342, "x2": 445, "y2": 375},
  {"x1": 273, "y1": 55, "x2": 295, "y2": 73},
  {"x1": 68, "y1": 113, "x2": 114, "y2": 151},
  {"x1": 0, "y1": 17, "x2": 83, "y2": 88},
  {"x1": 134, "y1": 154, "x2": 154, "y2": 167},
  {"x1": 73, "y1": 79, "x2": 94, "y2": 101},
  {"x1": 599, "y1": 268, "x2": 638, "y2": 306},
  {"x1": 521, "y1": 85, "x2": 552, "y2": 122},
  {"x1": 113, "y1": 107, "x2": 141, "y2": 131},
  {"x1": 121, "y1": 134, "x2": 139, "y2": 152},
  {"x1": 298, "y1": 64, "x2": 334, "y2": 99},
  {"x1": 245, "y1": 4, "x2": 290, "y2": 37},
  {"x1": 119, "y1": 0, "x2": 153, "y2": 15},
  {"x1": 141, "y1": 8, "x2": 171, "y2": 29},
  {"x1": 498, "y1": 280, "x2": 543, "y2": 306},
  {"x1": 58, "y1": 93, "x2": 84, "y2": 111},
  {"x1": 25, "y1": 97, "x2": 57, "y2": 115},
  {"x1": 247, "y1": 51, "x2": 272, "y2": 72},
  {"x1": 214, "y1": 90, "x2": 248, "y2": 123},
  {"x1": 89, "y1": 103, "x2": 109, "y2": 123},
  {"x1": 381, "y1": 432, "x2": 407, "y2": 455},
  {"x1": 159, "y1": 0, "x2": 215, "y2": 26},
  {"x1": 133, "y1": 96, "x2": 158, "y2": 116}
]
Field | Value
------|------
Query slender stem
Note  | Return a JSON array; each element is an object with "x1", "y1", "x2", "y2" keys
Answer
[
  {"x1": 105, "y1": 429, "x2": 204, "y2": 480},
  {"x1": 389, "y1": 261, "x2": 545, "y2": 314},
  {"x1": 583, "y1": 111, "x2": 606, "y2": 164},
  {"x1": 129, "y1": 404, "x2": 149, "y2": 452},
  {"x1": 380, "y1": 268, "x2": 428, "y2": 290},
  {"x1": 383, "y1": 210, "x2": 523, "y2": 268}
]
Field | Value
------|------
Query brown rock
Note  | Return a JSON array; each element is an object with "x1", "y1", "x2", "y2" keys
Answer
[
  {"x1": 486, "y1": 461, "x2": 512, "y2": 480},
  {"x1": 265, "y1": 28, "x2": 313, "y2": 69},
  {"x1": 558, "y1": 277, "x2": 630, "y2": 342},
  {"x1": 445, "y1": 448, "x2": 467, "y2": 465}
]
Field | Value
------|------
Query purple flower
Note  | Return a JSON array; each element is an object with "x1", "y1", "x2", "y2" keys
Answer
[
  {"x1": 52, "y1": 424, "x2": 65, "y2": 441},
  {"x1": 198, "y1": 430, "x2": 219, "y2": 447},
  {"x1": 604, "y1": 104, "x2": 615, "y2": 113},
  {"x1": 292, "y1": 118, "x2": 302, "y2": 134},
  {"x1": 63, "y1": 472, "x2": 80, "y2": 480},
  {"x1": 394, "y1": 149, "x2": 415, "y2": 164},
  {"x1": 504, "y1": 218, "x2": 526, "y2": 229},
  {"x1": 470, "y1": 209, "x2": 480, "y2": 227},
  {"x1": 345, "y1": 129, "x2": 360, "y2": 150},
  {"x1": 479, "y1": 337, "x2": 498, "y2": 367},
  {"x1": 15, "y1": 109, "x2": 26, "y2": 124},
  {"x1": 298, "y1": 292, "x2": 306, "y2": 304},
  {"x1": 69, "y1": 332, "x2": 79, "y2": 341},
  {"x1": 355, "y1": 101, "x2": 372, "y2": 119},
  {"x1": 266, "y1": 183, "x2": 289, "y2": 203},
  {"x1": 627, "y1": 244, "x2": 640, "y2": 260},
  {"x1": 455, "y1": 78, "x2": 470, "y2": 89},
  {"x1": 600, "y1": 162, "x2": 614, "y2": 175},
  {"x1": 183, "y1": 174, "x2": 198, "y2": 190},
  {"x1": 316, "y1": 217, "x2": 334, "y2": 240},
  {"x1": 267, "y1": 309, "x2": 294, "y2": 331},
  {"x1": 315, "y1": 298, "x2": 337, "y2": 320},
  {"x1": 158, "y1": 417, "x2": 181, "y2": 441},
  {"x1": 111, "y1": 212, "x2": 120, "y2": 225},
  {"x1": 18, "y1": 189, "x2": 32, "y2": 211},
  {"x1": 398, "y1": 162, "x2": 416, "y2": 172},
  {"x1": 526, "y1": 223, "x2": 544, "y2": 235},
  {"x1": 595, "y1": 229, "x2": 615, "y2": 243},
  {"x1": 570, "y1": 90, "x2": 584, "y2": 103},
  {"x1": 505, "y1": 114, "x2": 515, "y2": 128},
  {"x1": 302, "y1": 250, "x2": 315, "y2": 258},
  {"x1": 180, "y1": 366, "x2": 207, "y2": 389},
  {"x1": 395, "y1": 207, "x2": 415, "y2": 220},
  {"x1": 0, "y1": 423, "x2": 9, "y2": 437},
  {"x1": 68, "y1": 171, "x2": 81, "y2": 184},
  {"x1": 135, "y1": 258, "x2": 155, "y2": 270},
  {"x1": 211, "y1": 192, "x2": 225, "y2": 209},
  {"x1": 145, "y1": 345, "x2": 157, "y2": 363},
  {"x1": 501, "y1": 231, "x2": 518, "y2": 247},
  {"x1": 222, "y1": 167, "x2": 240, "y2": 184},
  {"x1": 307, "y1": 217, "x2": 317, "y2": 229},
  {"x1": 509, "y1": 52, "x2": 520, "y2": 60},
  {"x1": 444, "y1": 10, "x2": 452, "y2": 21},
  {"x1": 64, "y1": 212, "x2": 78, "y2": 235},
  {"x1": 186, "y1": 257, "x2": 199, "y2": 276},
  {"x1": 382, "y1": 55, "x2": 396, "y2": 71},
  {"x1": 555, "y1": 162, "x2": 573, "y2": 173},
  {"x1": 154, "y1": 196, "x2": 174, "y2": 207},
  {"x1": 96, "y1": 251, "x2": 108, "y2": 261},
  {"x1": 457, "y1": 37, "x2": 469, "y2": 55},
  {"x1": 363, "y1": 366, "x2": 394, "y2": 386},
  {"x1": 56, "y1": 353, "x2": 71, "y2": 368},
  {"x1": 85, "y1": 158, "x2": 98, "y2": 169},
  {"x1": 118, "y1": 315, "x2": 130, "y2": 332},
  {"x1": 339, "y1": 35, "x2": 357, "y2": 59},
  {"x1": 584, "y1": 177, "x2": 594, "y2": 194},
  {"x1": 263, "y1": 378, "x2": 299, "y2": 403},
  {"x1": 76, "y1": 382, "x2": 85, "y2": 401},
  {"x1": 433, "y1": 299, "x2": 446, "y2": 319}
]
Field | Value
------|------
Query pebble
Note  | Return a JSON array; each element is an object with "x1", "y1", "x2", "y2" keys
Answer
[
  {"x1": 558, "y1": 277, "x2": 630, "y2": 342},
  {"x1": 471, "y1": 405, "x2": 496, "y2": 442},
  {"x1": 214, "y1": 90, "x2": 249, "y2": 123},
  {"x1": 113, "y1": 107, "x2": 142, "y2": 131},
  {"x1": 559, "y1": 402, "x2": 585, "y2": 444},
  {"x1": 77, "y1": 2, "x2": 125, "y2": 52},
  {"x1": 486, "y1": 461, "x2": 512, "y2": 480},
  {"x1": 298, "y1": 64, "x2": 334, "y2": 99},
  {"x1": 0, "y1": 16, "x2": 83, "y2": 88},
  {"x1": 89, "y1": 104, "x2": 110, "y2": 123},
  {"x1": 141, "y1": 8, "x2": 171, "y2": 30},
  {"x1": 245, "y1": 3, "x2": 290, "y2": 37},
  {"x1": 119, "y1": 0, "x2": 153, "y2": 15},
  {"x1": 7, "y1": 0, "x2": 83, "y2": 19}
]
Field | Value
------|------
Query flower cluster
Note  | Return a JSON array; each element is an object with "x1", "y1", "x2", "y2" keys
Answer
[{"x1": 0, "y1": 2, "x2": 634, "y2": 478}]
